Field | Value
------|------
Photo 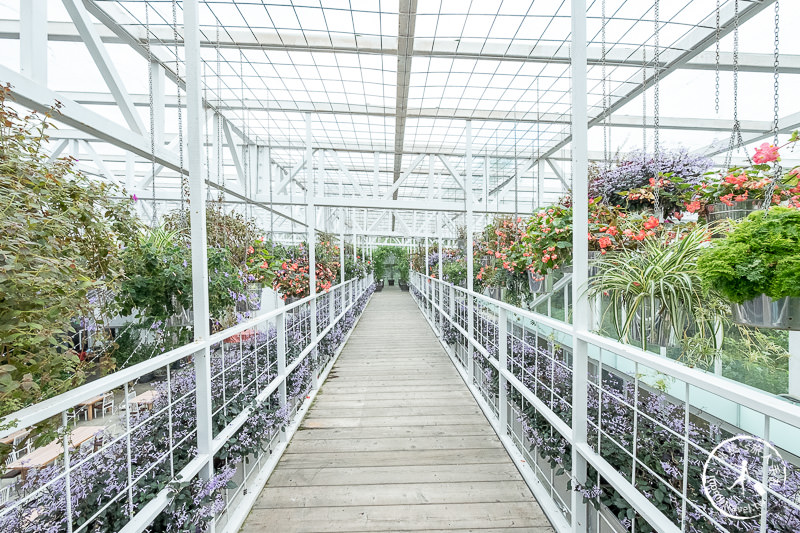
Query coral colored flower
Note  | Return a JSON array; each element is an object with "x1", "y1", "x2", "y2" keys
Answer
[
  {"x1": 598, "y1": 237, "x2": 612, "y2": 249},
  {"x1": 734, "y1": 192, "x2": 748, "y2": 202},
  {"x1": 753, "y1": 142, "x2": 780, "y2": 164},
  {"x1": 685, "y1": 200, "x2": 701, "y2": 213},
  {"x1": 643, "y1": 216, "x2": 659, "y2": 230},
  {"x1": 248, "y1": 246, "x2": 254, "y2": 254},
  {"x1": 720, "y1": 193, "x2": 734, "y2": 206}
]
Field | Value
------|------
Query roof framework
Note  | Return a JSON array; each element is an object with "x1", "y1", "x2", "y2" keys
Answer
[{"x1": 1, "y1": 0, "x2": 799, "y2": 238}]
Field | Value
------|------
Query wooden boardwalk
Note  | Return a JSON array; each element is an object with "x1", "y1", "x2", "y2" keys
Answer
[{"x1": 241, "y1": 287, "x2": 553, "y2": 532}]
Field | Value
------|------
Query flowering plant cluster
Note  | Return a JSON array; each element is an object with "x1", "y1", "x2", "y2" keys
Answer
[
  {"x1": 272, "y1": 241, "x2": 340, "y2": 299},
  {"x1": 590, "y1": 149, "x2": 713, "y2": 213},
  {"x1": 620, "y1": 134, "x2": 800, "y2": 217},
  {"x1": 245, "y1": 236, "x2": 278, "y2": 286},
  {"x1": 475, "y1": 217, "x2": 528, "y2": 283}
]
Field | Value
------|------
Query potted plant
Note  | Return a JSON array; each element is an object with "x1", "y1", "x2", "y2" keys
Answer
[
  {"x1": 590, "y1": 148, "x2": 712, "y2": 215},
  {"x1": 697, "y1": 207, "x2": 800, "y2": 330},
  {"x1": 589, "y1": 226, "x2": 722, "y2": 350}
]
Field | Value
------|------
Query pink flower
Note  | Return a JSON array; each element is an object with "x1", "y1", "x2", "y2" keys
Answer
[{"x1": 753, "y1": 142, "x2": 780, "y2": 164}]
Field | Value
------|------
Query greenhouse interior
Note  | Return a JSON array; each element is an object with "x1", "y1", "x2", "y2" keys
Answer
[{"x1": 1, "y1": 0, "x2": 800, "y2": 531}]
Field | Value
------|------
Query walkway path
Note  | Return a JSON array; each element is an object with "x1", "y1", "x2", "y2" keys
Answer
[{"x1": 240, "y1": 287, "x2": 553, "y2": 532}]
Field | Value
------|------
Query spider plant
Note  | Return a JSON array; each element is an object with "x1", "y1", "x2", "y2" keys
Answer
[{"x1": 588, "y1": 225, "x2": 723, "y2": 352}]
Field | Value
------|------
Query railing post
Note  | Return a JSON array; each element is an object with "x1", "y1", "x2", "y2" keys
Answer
[
  {"x1": 276, "y1": 312, "x2": 287, "y2": 442},
  {"x1": 498, "y1": 307, "x2": 508, "y2": 436}
]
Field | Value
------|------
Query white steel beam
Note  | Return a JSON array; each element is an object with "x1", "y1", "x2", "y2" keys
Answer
[
  {"x1": 19, "y1": 0, "x2": 47, "y2": 85},
  {"x1": 222, "y1": 120, "x2": 246, "y2": 189},
  {"x1": 21, "y1": 18, "x2": 800, "y2": 74},
  {"x1": 62, "y1": 0, "x2": 146, "y2": 134},
  {"x1": 383, "y1": 152, "x2": 426, "y2": 199},
  {"x1": 327, "y1": 150, "x2": 366, "y2": 197},
  {"x1": 437, "y1": 155, "x2": 465, "y2": 191}
]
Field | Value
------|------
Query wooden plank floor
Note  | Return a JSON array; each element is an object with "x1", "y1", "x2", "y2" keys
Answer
[{"x1": 240, "y1": 287, "x2": 553, "y2": 532}]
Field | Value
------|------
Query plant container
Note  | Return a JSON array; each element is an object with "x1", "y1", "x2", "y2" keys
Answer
[
  {"x1": 706, "y1": 199, "x2": 762, "y2": 222},
  {"x1": 730, "y1": 295, "x2": 800, "y2": 330},
  {"x1": 388, "y1": 279, "x2": 395, "y2": 286},
  {"x1": 374, "y1": 280, "x2": 384, "y2": 292},
  {"x1": 629, "y1": 300, "x2": 675, "y2": 347},
  {"x1": 399, "y1": 281, "x2": 409, "y2": 292},
  {"x1": 527, "y1": 271, "x2": 546, "y2": 294}
]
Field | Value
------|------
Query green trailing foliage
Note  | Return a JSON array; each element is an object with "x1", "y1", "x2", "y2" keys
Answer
[
  {"x1": 0, "y1": 85, "x2": 140, "y2": 416},
  {"x1": 697, "y1": 207, "x2": 800, "y2": 303}
]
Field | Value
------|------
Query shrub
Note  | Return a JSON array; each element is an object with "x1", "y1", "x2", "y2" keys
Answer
[{"x1": 697, "y1": 207, "x2": 800, "y2": 303}]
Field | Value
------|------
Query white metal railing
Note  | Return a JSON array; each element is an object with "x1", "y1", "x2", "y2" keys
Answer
[
  {"x1": 411, "y1": 271, "x2": 800, "y2": 533},
  {"x1": 0, "y1": 275, "x2": 374, "y2": 533}
]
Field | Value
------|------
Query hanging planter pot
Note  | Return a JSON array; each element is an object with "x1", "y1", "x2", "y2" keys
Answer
[
  {"x1": 628, "y1": 299, "x2": 676, "y2": 348},
  {"x1": 483, "y1": 287, "x2": 502, "y2": 301},
  {"x1": 730, "y1": 295, "x2": 800, "y2": 330},
  {"x1": 588, "y1": 250, "x2": 602, "y2": 277},
  {"x1": 527, "y1": 271, "x2": 546, "y2": 294},
  {"x1": 706, "y1": 199, "x2": 762, "y2": 222}
]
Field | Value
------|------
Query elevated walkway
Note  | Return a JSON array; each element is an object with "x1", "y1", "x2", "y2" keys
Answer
[{"x1": 240, "y1": 288, "x2": 553, "y2": 532}]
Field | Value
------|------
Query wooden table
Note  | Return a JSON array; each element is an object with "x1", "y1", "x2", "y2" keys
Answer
[
  {"x1": 76, "y1": 395, "x2": 105, "y2": 421},
  {"x1": 7, "y1": 426, "x2": 104, "y2": 478},
  {"x1": 0, "y1": 429, "x2": 30, "y2": 446},
  {"x1": 129, "y1": 390, "x2": 159, "y2": 410}
]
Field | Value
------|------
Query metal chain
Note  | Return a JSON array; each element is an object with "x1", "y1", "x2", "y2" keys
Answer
[
  {"x1": 725, "y1": 0, "x2": 750, "y2": 167},
  {"x1": 601, "y1": 0, "x2": 608, "y2": 164},
  {"x1": 642, "y1": 47, "x2": 647, "y2": 152},
  {"x1": 763, "y1": 0, "x2": 781, "y2": 209},
  {"x1": 145, "y1": 1, "x2": 157, "y2": 226},
  {"x1": 172, "y1": 0, "x2": 186, "y2": 210},
  {"x1": 714, "y1": 0, "x2": 720, "y2": 114},
  {"x1": 652, "y1": 0, "x2": 662, "y2": 219}
]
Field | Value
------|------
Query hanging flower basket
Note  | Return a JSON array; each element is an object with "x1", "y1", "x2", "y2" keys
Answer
[
  {"x1": 527, "y1": 271, "x2": 546, "y2": 294},
  {"x1": 706, "y1": 199, "x2": 762, "y2": 222},
  {"x1": 730, "y1": 295, "x2": 800, "y2": 330}
]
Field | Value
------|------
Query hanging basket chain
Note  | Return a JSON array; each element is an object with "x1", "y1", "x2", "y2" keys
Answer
[
  {"x1": 145, "y1": 1, "x2": 157, "y2": 227},
  {"x1": 601, "y1": 0, "x2": 608, "y2": 165},
  {"x1": 652, "y1": 0, "x2": 662, "y2": 219},
  {"x1": 172, "y1": 0, "x2": 186, "y2": 210},
  {"x1": 763, "y1": 0, "x2": 782, "y2": 209},
  {"x1": 724, "y1": 0, "x2": 750, "y2": 168},
  {"x1": 714, "y1": 0, "x2": 720, "y2": 115}
]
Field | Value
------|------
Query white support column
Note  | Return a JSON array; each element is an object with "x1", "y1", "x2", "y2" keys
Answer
[
  {"x1": 465, "y1": 121, "x2": 475, "y2": 385},
  {"x1": 437, "y1": 214, "x2": 444, "y2": 282},
  {"x1": 373, "y1": 152, "x2": 380, "y2": 197},
  {"x1": 483, "y1": 155, "x2": 489, "y2": 213},
  {"x1": 184, "y1": 0, "x2": 214, "y2": 495},
  {"x1": 306, "y1": 114, "x2": 318, "y2": 390},
  {"x1": 339, "y1": 212, "x2": 346, "y2": 283},
  {"x1": 20, "y1": 0, "x2": 47, "y2": 85},
  {"x1": 424, "y1": 236, "x2": 429, "y2": 278},
  {"x1": 428, "y1": 154, "x2": 434, "y2": 201},
  {"x1": 150, "y1": 60, "x2": 165, "y2": 146},
  {"x1": 570, "y1": 1, "x2": 589, "y2": 531}
]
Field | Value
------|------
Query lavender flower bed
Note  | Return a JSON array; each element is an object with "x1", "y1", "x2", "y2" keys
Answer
[{"x1": 0, "y1": 283, "x2": 375, "y2": 532}]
